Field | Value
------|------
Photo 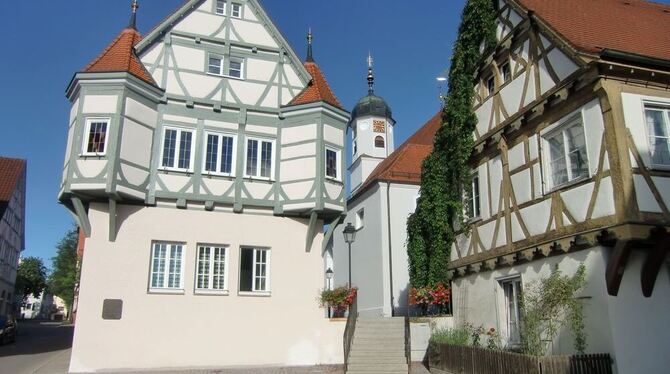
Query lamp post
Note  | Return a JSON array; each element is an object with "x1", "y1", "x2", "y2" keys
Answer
[
  {"x1": 343, "y1": 223, "x2": 357, "y2": 287},
  {"x1": 325, "y1": 268, "x2": 334, "y2": 290}
]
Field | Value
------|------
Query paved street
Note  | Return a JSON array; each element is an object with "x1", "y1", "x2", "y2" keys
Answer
[{"x1": 0, "y1": 321, "x2": 73, "y2": 374}]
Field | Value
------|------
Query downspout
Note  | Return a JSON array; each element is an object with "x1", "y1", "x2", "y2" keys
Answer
[{"x1": 386, "y1": 182, "x2": 395, "y2": 317}]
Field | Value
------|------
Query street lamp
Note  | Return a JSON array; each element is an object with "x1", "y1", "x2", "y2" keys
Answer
[
  {"x1": 343, "y1": 223, "x2": 357, "y2": 287},
  {"x1": 325, "y1": 268, "x2": 334, "y2": 290}
]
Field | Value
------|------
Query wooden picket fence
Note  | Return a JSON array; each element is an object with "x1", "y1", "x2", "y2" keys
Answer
[{"x1": 430, "y1": 343, "x2": 613, "y2": 374}]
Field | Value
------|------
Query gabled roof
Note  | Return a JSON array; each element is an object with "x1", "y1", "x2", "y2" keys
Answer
[
  {"x1": 0, "y1": 157, "x2": 26, "y2": 219},
  {"x1": 352, "y1": 111, "x2": 443, "y2": 200},
  {"x1": 515, "y1": 0, "x2": 670, "y2": 61},
  {"x1": 288, "y1": 61, "x2": 344, "y2": 110},
  {"x1": 82, "y1": 27, "x2": 157, "y2": 86}
]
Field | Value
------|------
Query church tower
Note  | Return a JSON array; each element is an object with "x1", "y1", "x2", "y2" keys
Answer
[{"x1": 349, "y1": 54, "x2": 395, "y2": 193}]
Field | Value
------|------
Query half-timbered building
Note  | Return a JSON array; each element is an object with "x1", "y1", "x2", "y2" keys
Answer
[
  {"x1": 59, "y1": 1, "x2": 348, "y2": 372},
  {"x1": 451, "y1": 1, "x2": 670, "y2": 373}
]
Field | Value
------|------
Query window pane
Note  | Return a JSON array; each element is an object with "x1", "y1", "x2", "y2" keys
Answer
[
  {"x1": 229, "y1": 60, "x2": 243, "y2": 78},
  {"x1": 209, "y1": 56, "x2": 222, "y2": 75},
  {"x1": 162, "y1": 129, "x2": 177, "y2": 168},
  {"x1": 500, "y1": 63, "x2": 511, "y2": 83},
  {"x1": 221, "y1": 136, "x2": 234, "y2": 174},
  {"x1": 205, "y1": 134, "x2": 219, "y2": 172},
  {"x1": 240, "y1": 248, "x2": 253, "y2": 292},
  {"x1": 197, "y1": 247, "x2": 210, "y2": 289},
  {"x1": 547, "y1": 132, "x2": 568, "y2": 186},
  {"x1": 326, "y1": 149, "x2": 337, "y2": 178},
  {"x1": 565, "y1": 123, "x2": 588, "y2": 180},
  {"x1": 87, "y1": 121, "x2": 107, "y2": 153},
  {"x1": 231, "y1": 3, "x2": 241, "y2": 17},
  {"x1": 212, "y1": 247, "x2": 226, "y2": 290},
  {"x1": 472, "y1": 175, "x2": 480, "y2": 217},
  {"x1": 246, "y1": 140, "x2": 258, "y2": 176},
  {"x1": 151, "y1": 244, "x2": 167, "y2": 288},
  {"x1": 178, "y1": 131, "x2": 192, "y2": 170},
  {"x1": 260, "y1": 141, "x2": 273, "y2": 178},
  {"x1": 645, "y1": 109, "x2": 670, "y2": 165},
  {"x1": 168, "y1": 245, "x2": 182, "y2": 288}
]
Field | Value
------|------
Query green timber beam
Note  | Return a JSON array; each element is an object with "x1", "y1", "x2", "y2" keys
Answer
[
  {"x1": 321, "y1": 215, "x2": 343, "y2": 254},
  {"x1": 72, "y1": 197, "x2": 91, "y2": 238},
  {"x1": 305, "y1": 211, "x2": 318, "y2": 252}
]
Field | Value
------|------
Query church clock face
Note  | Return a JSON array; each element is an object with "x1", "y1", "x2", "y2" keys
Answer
[{"x1": 373, "y1": 120, "x2": 386, "y2": 133}]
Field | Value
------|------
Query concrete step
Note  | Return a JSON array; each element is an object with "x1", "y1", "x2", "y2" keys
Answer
[
  {"x1": 349, "y1": 356, "x2": 408, "y2": 364},
  {"x1": 347, "y1": 363, "x2": 408, "y2": 373}
]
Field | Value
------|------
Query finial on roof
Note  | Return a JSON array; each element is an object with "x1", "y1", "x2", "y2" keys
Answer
[
  {"x1": 129, "y1": 0, "x2": 139, "y2": 30},
  {"x1": 367, "y1": 52, "x2": 375, "y2": 94},
  {"x1": 306, "y1": 28, "x2": 314, "y2": 62}
]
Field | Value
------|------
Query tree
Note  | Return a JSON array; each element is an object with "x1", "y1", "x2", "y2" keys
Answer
[
  {"x1": 407, "y1": 0, "x2": 497, "y2": 287},
  {"x1": 15, "y1": 257, "x2": 48, "y2": 299},
  {"x1": 47, "y1": 226, "x2": 79, "y2": 315}
]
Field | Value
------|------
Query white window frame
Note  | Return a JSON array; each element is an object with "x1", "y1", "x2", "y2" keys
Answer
[
  {"x1": 226, "y1": 56, "x2": 245, "y2": 80},
  {"x1": 149, "y1": 242, "x2": 186, "y2": 294},
  {"x1": 159, "y1": 126, "x2": 196, "y2": 172},
  {"x1": 643, "y1": 103, "x2": 670, "y2": 169},
  {"x1": 325, "y1": 147, "x2": 341, "y2": 181},
  {"x1": 230, "y1": 2, "x2": 243, "y2": 18},
  {"x1": 540, "y1": 113, "x2": 590, "y2": 192},
  {"x1": 486, "y1": 74, "x2": 495, "y2": 96},
  {"x1": 499, "y1": 276, "x2": 523, "y2": 346},
  {"x1": 195, "y1": 244, "x2": 229, "y2": 295},
  {"x1": 499, "y1": 60, "x2": 511, "y2": 84},
  {"x1": 244, "y1": 137, "x2": 275, "y2": 180},
  {"x1": 355, "y1": 209, "x2": 365, "y2": 230},
  {"x1": 203, "y1": 131, "x2": 237, "y2": 177},
  {"x1": 207, "y1": 53, "x2": 225, "y2": 76},
  {"x1": 239, "y1": 247, "x2": 271, "y2": 295},
  {"x1": 214, "y1": 0, "x2": 226, "y2": 15},
  {"x1": 466, "y1": 172, "x2": 481, "y2": 220},
  {"x1": 82, "y1": 117, "x2": 110, "y2": 156}
]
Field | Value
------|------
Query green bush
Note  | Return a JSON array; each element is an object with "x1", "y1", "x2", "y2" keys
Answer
[{"x1": 430, "y1": 326, "x2": 471, "y2": 347}]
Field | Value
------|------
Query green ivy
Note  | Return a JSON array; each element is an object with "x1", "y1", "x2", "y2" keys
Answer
[{"x1": 407, "y1": 0, "x2": 497, "y2": 287}]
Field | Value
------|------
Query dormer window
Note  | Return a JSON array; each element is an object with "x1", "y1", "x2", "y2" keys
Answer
[
  {"x1": 83, "y1": 118, "x2": 110, "y2": 156},
  {"x1": 499, "y1": 61, "x2": 511, "y2": 84},
  {"x1": 375, "y1": 136, "x2": 385, "y2": 148},
  {"x1": 231, "y1": 3, "x2": 242, "y2": 18},
  {"x1": 215, "y1": 0, "x2": 226, "y2": 15}
]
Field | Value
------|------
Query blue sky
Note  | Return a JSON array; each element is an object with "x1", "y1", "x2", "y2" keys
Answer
[{"x1": 2, "y1": 0, "x2": 667, "y2": 268}]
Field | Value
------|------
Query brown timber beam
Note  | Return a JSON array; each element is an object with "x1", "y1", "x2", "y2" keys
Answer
[{"x1": 641, "y1": 229, "x2": 670, "y2": 297}]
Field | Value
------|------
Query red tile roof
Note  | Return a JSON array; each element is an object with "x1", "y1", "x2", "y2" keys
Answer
[
  {"x1": 353, "y1": 111, "x2": 443, "y2": 198},
  {"x1": 0, "y1": 157, "x2": 26, "y2": 218},
  {"x1": 289, "y1": 62, "x2": 344, "y2": 110},
  {"x1": 83, "y1": 28, "x2": 157, "y2": 86},
  {"x1": 516, "y1": 0, "x2": 670, "y2": 61}
]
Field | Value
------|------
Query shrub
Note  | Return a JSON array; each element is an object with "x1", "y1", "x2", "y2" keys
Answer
[
  {"x1": 430, "y1": 326, "x2": 470, "y2": 347},
  {"x1": 319, "y1": 286, "x2": 357, "y2": 311}
]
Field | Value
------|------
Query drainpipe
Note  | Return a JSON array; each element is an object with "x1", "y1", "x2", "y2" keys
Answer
[{"x1": 386, "y1": 182, "x2": 395, "y2": 317}]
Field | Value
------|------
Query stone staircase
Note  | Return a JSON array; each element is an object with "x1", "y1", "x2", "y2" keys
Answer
[{"x1": 346, "y1": 317, "x2": 409, "y2": 374}]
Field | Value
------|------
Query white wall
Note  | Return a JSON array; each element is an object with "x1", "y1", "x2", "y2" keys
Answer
[{"x1": 70, "y1": 203, "x2": 343, "y2": 372}]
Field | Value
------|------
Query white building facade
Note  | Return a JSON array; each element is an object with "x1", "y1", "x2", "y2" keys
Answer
[
  {"x1": 450, "y1": 1, "x2": 670, "y2": 373},
  {"x1": 0, "y1": 157, "x2": 26, "y2": 318},
  {"x1": 60, "y1": 1, "x2": 348, "y2": 372}
]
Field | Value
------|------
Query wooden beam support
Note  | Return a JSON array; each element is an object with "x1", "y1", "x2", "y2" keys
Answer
[
  {"x1": 109, "y1": 199, "x2": 117, "y2": 243},
  {"x1": 305, "y1": 211, "x2": 318, "y2": 252},
  {"x1": 641, "y1": 230, "x2": 670, "y2": 297},
  {"x1": 606, "y1": 239, "x2": 634, "y2": 296},
  {"x1": 321, "y1": 216, "x2": 342, "y2": 254},
  {"x1": 71, "y1": 197, "x2": 91, "y2": 238}
]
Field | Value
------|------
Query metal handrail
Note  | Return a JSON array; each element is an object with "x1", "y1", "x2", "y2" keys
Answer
[
  {"x1": 343, "y1": 295, "x2": 358, "y2": 372},
  {"x1": 405, "y1": 315, "x2": 411, "y2": 367}
]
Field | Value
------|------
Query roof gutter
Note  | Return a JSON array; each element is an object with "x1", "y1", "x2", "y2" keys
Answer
[
  {"x1": 386, "y1": 181, "x2": 395, "y2": 317},
  {"x1": 600, "y1": 49, "x2": 670, "y2": 70}
]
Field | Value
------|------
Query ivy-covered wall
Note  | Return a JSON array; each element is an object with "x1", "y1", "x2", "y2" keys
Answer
[{"x1": 407, "y1": 0, "x2": 497, "y2": 287}]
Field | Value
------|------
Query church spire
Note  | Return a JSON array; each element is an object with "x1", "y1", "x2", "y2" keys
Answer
[
  {"x1": 128, "y1": 0, "x2": 139, "y2": 30},
  {"x1": 306, "y1": 28, "x2": 314, "y2": 62},
  {"x1": 367, "y1": 52, "x2": 375, "y2": 94}
]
